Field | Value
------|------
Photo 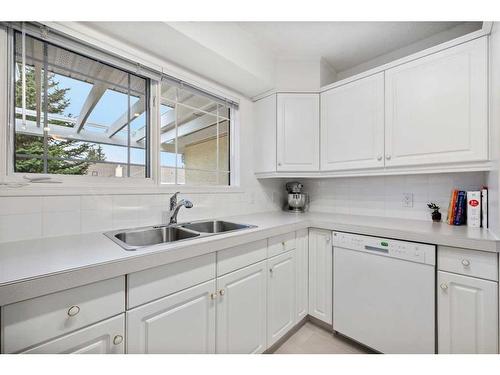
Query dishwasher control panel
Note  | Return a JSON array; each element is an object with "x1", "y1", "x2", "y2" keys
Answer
[{"x1": 333, "y1": 232, "x2": 436, "y2": 265}]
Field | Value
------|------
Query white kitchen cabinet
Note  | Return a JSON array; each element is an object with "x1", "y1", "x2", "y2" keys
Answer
[
  {"x1": 438, "y1": 271, "x2": 498, "y2": 354},
  {"x1": 21, "y1": 315, "x2": 125, "y2": 354},
  {"x1": 267, "y1": 250, "x2": 296, "y2": 347},
  {"x1": 277, "y1": 93, "x2": 320, "y2": 172},
  {"x1": 308, "y1": 229, "x2": 332, "y2": 325},
  {"x1": 295, "y1": 229, "x2": 309, "y2": 322},
  {"x1": 254, "y1": 94, "x2": 277, "y2": 173},
  {"x1": 385, "y1": 37, "x2": 488, "y2": 167},
  {"x1": 216, "y1": 260, "x2": 267, "y2": 354},
  {"x1": 320, "y1": 73, "x2": 385, "y2": 171},
  {"x1": 126, "y1": 279, "x2": 216, "y2": 354}
]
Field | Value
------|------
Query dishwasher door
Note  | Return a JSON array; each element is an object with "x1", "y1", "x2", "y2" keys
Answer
[{"x1": 333, "y1": 247, "x2": 435, "y2": 354}]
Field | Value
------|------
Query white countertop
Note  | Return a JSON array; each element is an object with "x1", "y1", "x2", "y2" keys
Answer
[{"x1": 0, "y1": 211, "x2": 498, "y2": 306}]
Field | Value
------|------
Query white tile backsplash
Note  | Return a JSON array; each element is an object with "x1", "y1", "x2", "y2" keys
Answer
[{"x1": 305, "y1": 172, "x2": 486, "y2": 221}]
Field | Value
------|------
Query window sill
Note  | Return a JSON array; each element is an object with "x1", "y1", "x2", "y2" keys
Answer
[{"x1": 0, "y1": 178, "x2": 243, "y2": 196}]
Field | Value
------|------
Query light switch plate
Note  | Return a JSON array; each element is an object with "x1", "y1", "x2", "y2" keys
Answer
[{"x1": 402, "y1": 193, "x2": 413, "y2": 208}]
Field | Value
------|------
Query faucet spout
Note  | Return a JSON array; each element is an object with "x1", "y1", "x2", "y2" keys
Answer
[{"x1": 167, "y1": 193, "x2": 193, "y2": 224}]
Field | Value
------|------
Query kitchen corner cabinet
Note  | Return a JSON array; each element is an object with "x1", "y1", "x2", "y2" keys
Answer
[
  {"x1": 385, "y1": 37, "x2": 488, "y2": 167},
  {"x1": 126, "y1": 280, "x2": 216, "y2": 354},
  {"x1": 216, "y1": 260, "x2": 267, "y2": 354},
  {"x1": 267, "y1": 250, "x2": 296, "y2": 347},
  {"x1": 438, "y1": 271, "x2": 498, "y2": 354},
  {"x1": 295, "y1": 229, "x2": 309, "y2": 322},
  {"x1": 277, "y1": 93, "x2": 320, "y2": 172},
  {"x1": 254, "y1": 94, "x2": 277, "y2": 173},
  {"x1": 320, "y1": 73, "x2": 385, "y2": 171},
  {"x1": 21, "y1": 315, "x2": 125, "y2": 354},
  {"x1": 308, "y1": 229, "x2": 332, "y2": 325}
]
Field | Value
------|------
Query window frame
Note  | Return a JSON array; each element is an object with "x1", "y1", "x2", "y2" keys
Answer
[{"x1": 0, "y1": 25, "x2": 241, "y2": 194}]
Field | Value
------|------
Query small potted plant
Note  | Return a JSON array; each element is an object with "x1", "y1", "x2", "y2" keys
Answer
[{"x1": 427, "y1": 203, "x2": 442, "y2": 222}]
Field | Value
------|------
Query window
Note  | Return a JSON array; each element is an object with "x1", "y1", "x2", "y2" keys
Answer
[
  {"x1": 13, "y1": 32, "x2": 150, "y2": 178},
  {"x1": 160, "y1": 80, "x2": 231, "y2": 186}
]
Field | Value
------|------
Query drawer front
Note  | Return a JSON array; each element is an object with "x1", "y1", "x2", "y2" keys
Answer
[
  {"x1": 217, "y1": 239, "x2": 267, "y2": 276},
  {"x1": 21, "y1": 314, "x2": 125, "y2": 354},
  {"x1": 127, "y1": 253, "x2": 216, "y2": 309},
  {"x1": 438, "y1": 246, "x2": 498, "y2": 281},
  {"x1": 268, "y1": 232, "x2": 296, "y2": 258},
  {"x1": 1, "y1": 276, "x2": 125, "y2": 353}
]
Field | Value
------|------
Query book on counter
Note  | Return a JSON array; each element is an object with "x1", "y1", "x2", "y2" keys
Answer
[{"x1": 447, "y1": 187, "x2": 488, "y2": 227}]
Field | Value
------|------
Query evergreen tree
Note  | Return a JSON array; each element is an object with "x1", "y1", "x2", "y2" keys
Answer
[{"x1": 15, "y1": 66, "x2": 106, "y2": 174}]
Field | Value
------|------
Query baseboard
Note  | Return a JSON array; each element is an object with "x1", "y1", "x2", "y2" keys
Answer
[
  {"x1": 264, "y1": 317, "x2": 308, "y2": 354},
  {"x1": 307, "y1": 315, "x2": 334, "y2": 332}
]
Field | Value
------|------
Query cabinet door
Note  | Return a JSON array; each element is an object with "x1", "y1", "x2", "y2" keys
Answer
[
  {"x1": 277, "y1": 93, "x2": 320, "y2": 171},
  {"x1": 385, "y1": 37, "x2": 488, "y2": 167},
  {"x1": 254, "y1": 94, "x2": 277, "y2": 174},
  {"x1": 295, "y1": 229, "x2": 309, "y2": 322},
  {"x1": 126, "y1": 280, "x2": 216, "y2": 354},
  {"x1": 438, "y1": 271, "x2": 498, "y2": 354},
  {"x1": 216, "y1": 260, "x2": 267, "y2": 354},
  {"x1": 308, "y1": 229, "x2": 332, "y2": 325},
  {"x1": 21, "y1": 315, "x2": 125, "y2": 354},
  {"x1": 321, "y1": 73, "x2": 385, "y2": 171},
  {"x1": 267, "y1": 250, "x2": 296, "y2": 347}
]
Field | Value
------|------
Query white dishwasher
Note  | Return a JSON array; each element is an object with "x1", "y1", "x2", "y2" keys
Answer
[{"x1": 333, "y1": 232, "x2": 436, "y2": 354}]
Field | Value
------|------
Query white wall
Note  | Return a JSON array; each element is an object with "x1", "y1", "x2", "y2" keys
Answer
[
  {"x1": 304, "y1": 172, "x2": 486, "y2": 221},
  {"x1": 487, "y1": 22, "x2": 500, "y2": 237}
]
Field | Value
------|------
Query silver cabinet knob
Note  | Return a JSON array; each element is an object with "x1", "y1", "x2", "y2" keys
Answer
[
  {"x1": 385, "y1": 155, "x2": 392, "y2": 160},
  {"x1": 269, "y1": 268, "x2": 273, "y2": 273},
  {"x1": 210, "y1": 292, "x2": 218, "y2": 300},
  {"x1": 377, "y1": 156, "x2": 383, "y2": 161},
  {"x1": 219, "y1": 289, "x2": 225, "y2": 296},
  {"x1": 440, "y1": 283, "x2": 448, "y2": 290},
  {"x1": 281, "y1": 241, "x2": 285, "y2": 247},
  {"x1": 113, "y1": 335, "x2": 123, "y2": 345},
  {"x1": 462, "y1": 259, "x2": 471, "y2": 267},
  {"x1": 278, "y1": 162, "x2": 282, "y2": 166},
  {"x1": 67, "y1": 305, "x2": 80, "y2": 317}
]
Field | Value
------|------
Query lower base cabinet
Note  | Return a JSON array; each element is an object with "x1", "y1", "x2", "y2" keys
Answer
[
  {"x1": 216, "y1": 261, "x2": 267, "y2": 353},
  {"x1": 308, "y1": 229, "x2": 332, "y2": 325},
  {"x1": 126, "y1": 280, "x2": 216, "y2": 354},
  {"x1": 438, "y1": 271, "x2": 498, "y2": 354},
  {"x1": 267, "y1": 250, "x2": 296, "y2": 347},
  {"x1": 21, "y1": 315, "x2": 125, "y2": 354}
]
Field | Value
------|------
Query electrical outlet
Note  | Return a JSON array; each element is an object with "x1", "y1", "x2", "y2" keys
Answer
[{"x1": 402, "y1": 193, "x2": 413, "y2": 208}]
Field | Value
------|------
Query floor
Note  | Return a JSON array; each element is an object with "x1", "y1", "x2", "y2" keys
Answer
[{"x1": 273, "y1": 322, "x2": 373, "y2": 354}]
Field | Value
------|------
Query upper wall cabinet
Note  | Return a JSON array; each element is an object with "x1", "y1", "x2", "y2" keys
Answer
[
  {"x1": 277, "y1": 93, "x2": 320, "y2": 172},
  {"x1": 385, "y1": 37, "x2": 488, "y2": 167},
  {"x1": 320, "y1": 73, "x2": 385, "y2": 171},
  {"x1": 254, "y1": 94, "x2": 277, "y2": 174}
]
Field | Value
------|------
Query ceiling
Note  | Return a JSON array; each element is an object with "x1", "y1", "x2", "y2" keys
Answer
[
  {"x1": 236, "y1": 22, "x2": 477, "y2": 72},
  {"x1": 77, "y1": 21, "x2": 482, "y2": 98}
]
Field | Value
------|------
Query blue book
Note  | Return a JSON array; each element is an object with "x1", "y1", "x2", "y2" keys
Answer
[{"x1": 454, "y1": 191, "x2": 467, "y2": 225}]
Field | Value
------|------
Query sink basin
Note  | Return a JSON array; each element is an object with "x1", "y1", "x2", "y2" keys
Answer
[
  {"x1": 108, "y1": 226, "x2": 200, "y2": 250},
  {"x1": 181, "y1": 220, "x2": 256, "y2": 233},
  {"x1": 105, "y1": 220, "x2": 257, "y2": 250}
]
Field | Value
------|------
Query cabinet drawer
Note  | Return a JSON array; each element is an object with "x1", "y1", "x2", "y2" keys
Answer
[
  {"x1": 1, "y1": 276, "x2": 125, "y2": 354},
  {"x1": 21, "y1": 314, "x2": 125, "y2": 354},
  {"x1": 268, "y1": 232, "x2": 296, "y2": 258},
  {"x1": 217, "y1": 239, "x2": 267, "y2": 276},
  {"x1": 438, "y1": 246, "x2": 498, "y2": 281},
  {"x1": 127, "y1": 253, "x2": 216, "y2": 309}
]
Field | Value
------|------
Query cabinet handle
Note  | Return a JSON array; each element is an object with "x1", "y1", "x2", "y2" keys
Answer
[
  {"x1": 219, "y1": 289, "x2": 225, "y2": 296},
  {"x1": 377, "y1": 156, "x2": 382, "y2": 161},
  {"x1": 269, "y1": 268, "x2": 273, "y2": 274},
  {"x1": 385, "y1": 155, "x2": 392, "y2": 160},
  {"x1": 278, "y1": 162, "x2": 282, "y2": 166},
  {"x1": 67, "y1": 305, "x2": 80, "y2": 317},
  {"x1": 462, "y1": 259, "x2": 471, "y2": 267},
  {"x1": 440, "y1": 283, "x2": 448, "y2": 290},
  {"x1": 210, "y1": 292, "x2": 218, "y2": 300},
  {"x1": 281, "y1": 241, "x2": 285, "y2": 247},
  {"x1": 113, "y1": 335, "x2": 123, "y2": 345}
]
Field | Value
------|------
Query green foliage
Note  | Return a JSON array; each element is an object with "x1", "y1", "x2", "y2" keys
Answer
[
  {"x1": 427, "y1": 202, "x2": 440, "y2": 211},
  {"x1": 14, "y1": 64, "x2": 106, "y2": 175}
]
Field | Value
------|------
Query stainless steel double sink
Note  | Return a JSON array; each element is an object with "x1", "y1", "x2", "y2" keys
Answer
[{"x1": 105, "y1": 220, "x2": 257, "y2": 250}]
